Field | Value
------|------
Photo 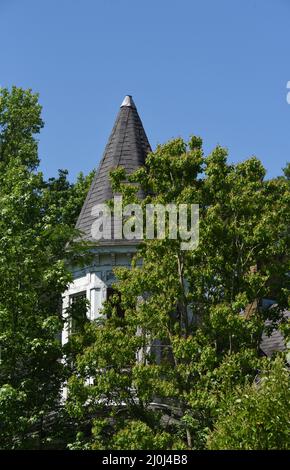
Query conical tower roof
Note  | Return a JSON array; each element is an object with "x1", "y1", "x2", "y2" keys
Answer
[{"x1": 75, "y1": 95, "x2": 151, "y2": 242}]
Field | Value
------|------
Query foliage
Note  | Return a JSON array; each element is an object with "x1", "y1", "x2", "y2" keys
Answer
[
  {"x1": 0, "y1": 87, "x2": 92, "y2": 448},
  {"x1": 0, "y1": 86, "x2": 289, "y2": 450},
  {"x1": 66, "y1": 136, "x2": 290, "y2": 449},
  {"x1": 207, "y1": 357, "x2": 290, "y2": 450}
]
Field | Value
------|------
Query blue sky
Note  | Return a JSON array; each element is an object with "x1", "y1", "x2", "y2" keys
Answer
[{"x1": 1, "y1": 0, "x2": 290, "y2": 180}]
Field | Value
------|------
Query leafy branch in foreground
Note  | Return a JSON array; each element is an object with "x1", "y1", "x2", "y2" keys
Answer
[{"x1": 66, "y1": 137, "x2": 290, "y2": 449}]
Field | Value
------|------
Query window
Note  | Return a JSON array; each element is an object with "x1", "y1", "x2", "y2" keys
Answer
[{"x1": 69, "y1": 291, "x2": 87, "y2": 334}]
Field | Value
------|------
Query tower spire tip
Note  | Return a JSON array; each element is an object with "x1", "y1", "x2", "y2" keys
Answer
[{"x1": 120, "y1": 95, "x2": 136, "y2": 108}]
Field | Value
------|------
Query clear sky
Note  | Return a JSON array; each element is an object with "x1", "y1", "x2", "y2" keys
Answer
[{"x1": 1, "y1": 0, "x2": 290, "y2": 181}]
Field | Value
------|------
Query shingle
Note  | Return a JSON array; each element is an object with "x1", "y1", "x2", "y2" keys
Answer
[
  {"x1": 260, "y1": 310, "x2": 290, "y2": 357},
  {"x1": 75, "y1": 96, "x2": 151, "y2": 242}
]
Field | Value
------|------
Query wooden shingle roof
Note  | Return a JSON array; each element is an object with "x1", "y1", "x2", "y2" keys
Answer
[{"x1": 75, "y1": 95, "x2": 151, "y2": 242}]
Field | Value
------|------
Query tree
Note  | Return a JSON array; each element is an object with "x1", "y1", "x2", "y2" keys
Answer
[
  {"x1": 207, "y1": 357, "x2": 290, "y2": 450},
  {"x1": 1, "y1": 87, "x2": 288, "y2": 449},
  {"x1": 42, "y1": 168, "x2": 95, "y2": 229},
  {"x1": 0, "y1": 87, "x2": 92, "y2": 448},
  {"x1": 65, "y1": 137, "x2": 290, "y2": 449},
  {"x1": 283, "y1": 162, "x2": 290, "y2": 180}
]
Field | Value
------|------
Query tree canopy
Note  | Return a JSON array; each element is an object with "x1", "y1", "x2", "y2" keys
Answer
[
  {"x1": 0, "y1": 86, "x2": 289, "y2": 450},
  {"x1": 65, "y1": 136, "x2": 290, "y2": 450},
  {"x1": 0, "y1": 87, "x2": 92, "y2": 448}
]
